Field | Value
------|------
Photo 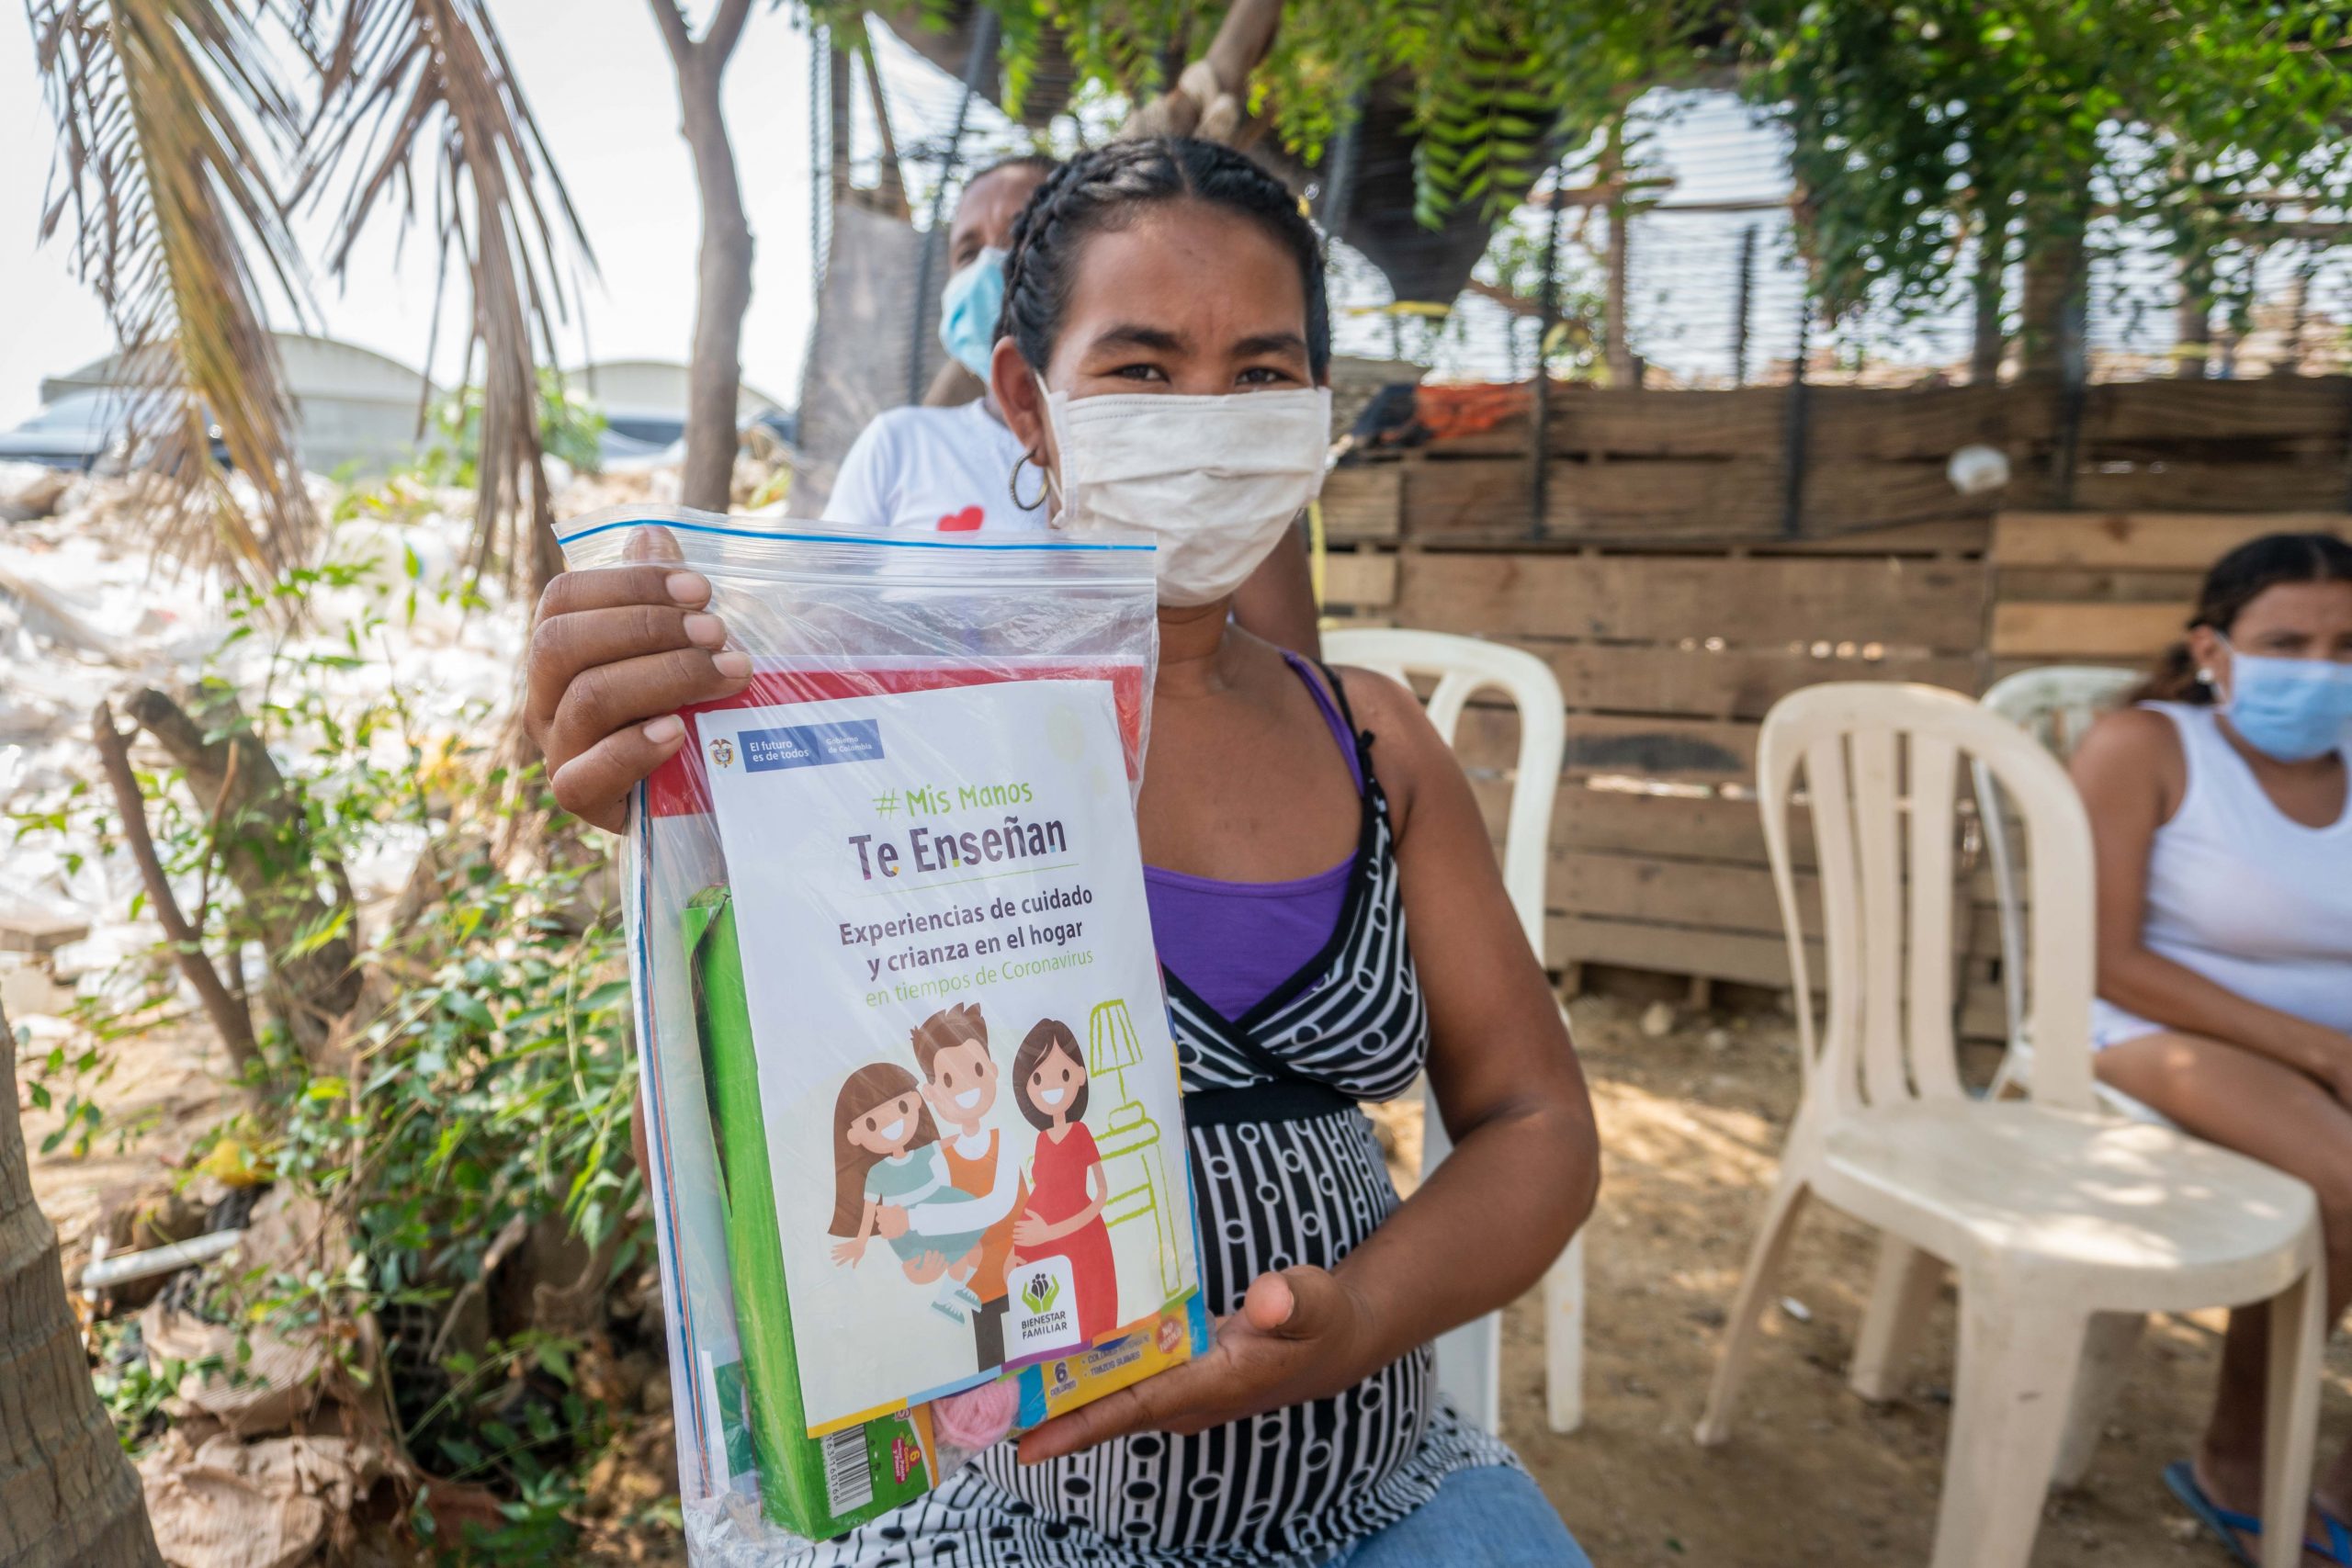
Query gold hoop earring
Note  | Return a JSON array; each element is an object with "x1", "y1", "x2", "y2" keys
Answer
[{"x1": 1010, "y1": 453, "x2": 1050, "y2": 511}]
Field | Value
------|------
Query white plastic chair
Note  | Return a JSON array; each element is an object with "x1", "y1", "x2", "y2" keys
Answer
[
  {"x1": 1323, "y1": 626, "x2": 1585, "y2": 1436},
  {"x1": 1850, "y1": 665, "x2": 2165, "y2": 1484},
  {"x1": 1696, "y1": 682, "x2": 2322, "y2": 1568}
]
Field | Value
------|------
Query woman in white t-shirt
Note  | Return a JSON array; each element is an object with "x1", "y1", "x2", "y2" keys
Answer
[
  {"x1": 2069, "y1": 531, "x2": 2352, "y2": 1559},
  {"x1": 823, "y1": 153, "x2": 1322, "y2": 655}
]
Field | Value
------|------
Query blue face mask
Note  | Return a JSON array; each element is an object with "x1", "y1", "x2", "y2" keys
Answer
[
  {"x1": 2218, "y1": 639, "x2": 2352, "y2": 762},
  {"x1": 937, "y1": 247, "x2": 1008, "y2": 381}
]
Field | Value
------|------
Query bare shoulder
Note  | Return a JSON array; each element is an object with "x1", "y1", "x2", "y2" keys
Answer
[
  {"x1": 1326, "y1": 664, "x2": 1438, "y2": 747},
  {"x1": 2070, "y1": 703, "x2": 2187, "y2": 818},
  {"x1": 1324, "y1": 664, "x2": 1459, "y2": 816},
  {"x1": 2072, "y1": 704, "x2": 2182, "y2": 775}
]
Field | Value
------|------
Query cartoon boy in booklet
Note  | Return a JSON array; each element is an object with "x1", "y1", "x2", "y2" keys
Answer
[{"x1": 873, "y1": 1005, "x2": 1029, "y2": 1371}]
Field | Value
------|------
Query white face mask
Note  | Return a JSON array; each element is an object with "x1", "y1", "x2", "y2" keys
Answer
[{"x1": 1040, "y1": 384, "x2": 1331, "y2": 607}]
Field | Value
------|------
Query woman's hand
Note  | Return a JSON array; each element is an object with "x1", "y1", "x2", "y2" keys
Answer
[
  {"x1": 1011, "y1": 1208, "x2": 1057, "y2": 1248},
  {"x1": 831, "y1": 1236, "x2": 867, "y2": 1266},
  {"x1": 525, "y1": 528, "x2": 752, "y2": 832},
  {"x1": 1015, "y1": 1267, "x2": 1378, "y2": 1464}
]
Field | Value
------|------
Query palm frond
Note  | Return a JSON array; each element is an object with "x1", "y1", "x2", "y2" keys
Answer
[
  {"x1": 301, "y1": 0, "x2": 592, "y2": 590},
  {"x1": 28, "y1": 0, "x2": 318, "y2": 585}
]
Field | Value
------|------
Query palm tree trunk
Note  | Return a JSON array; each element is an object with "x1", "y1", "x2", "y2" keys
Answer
[{"x1": 0, "y1": 998, "x2": 162, "y2": 1567}]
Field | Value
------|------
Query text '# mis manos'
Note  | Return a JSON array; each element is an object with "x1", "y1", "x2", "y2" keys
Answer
[{"x1": 848, "y1": 814, "x2": 1069, "y2": 881}]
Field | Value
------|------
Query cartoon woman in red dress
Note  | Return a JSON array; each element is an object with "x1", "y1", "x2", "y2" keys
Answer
[{"x1": 1006, "y1": 1018, "x2": 1115, "y2": 1345}]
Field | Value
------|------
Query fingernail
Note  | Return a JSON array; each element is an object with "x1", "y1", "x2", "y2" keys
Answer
[
  {"x1": 683, "y1": 613, "x2": 725, "y2": 648},
  {"x1": 665, "y1": 571, "x2": 710, "y2": 605},
  {"x1": 713, "y1": 650, "x2": 752, "y2": 679},
  {"x1": 643, "y1": 715, "x2": 684, "y2": 745}
]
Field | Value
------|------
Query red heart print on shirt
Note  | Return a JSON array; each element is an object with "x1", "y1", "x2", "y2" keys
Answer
[{"x1": 937, "y1": 505, "x2": 984, "y2": 531}]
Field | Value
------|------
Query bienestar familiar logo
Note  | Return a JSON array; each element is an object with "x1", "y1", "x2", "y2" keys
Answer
[{"x1": 1012, "y1": 1254, "x2": 1080, "y2": 1358}]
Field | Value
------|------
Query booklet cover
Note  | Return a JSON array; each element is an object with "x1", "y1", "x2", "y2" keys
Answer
[{"x1": 698, "y1": 676, "x2": 1201, "y2": 1435}]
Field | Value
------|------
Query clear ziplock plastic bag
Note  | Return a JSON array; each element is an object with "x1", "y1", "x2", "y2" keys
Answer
[{"x1": 559, "y1": 507, "x2": 1211, "y2": 1557}]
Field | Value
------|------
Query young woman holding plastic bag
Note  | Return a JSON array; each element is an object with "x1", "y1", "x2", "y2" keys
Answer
[{"x1": 526, "y1": 138, "x2": 1599, "y2": 1567}]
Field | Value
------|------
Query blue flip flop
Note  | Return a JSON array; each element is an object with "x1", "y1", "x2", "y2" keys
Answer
[
  {"x1": 2316, "y1": 1503, "x2": 2352, "y2": 1565},
  {"x1": 2165, "y1": 1461, "x2": 2352, "y2": 1566}
]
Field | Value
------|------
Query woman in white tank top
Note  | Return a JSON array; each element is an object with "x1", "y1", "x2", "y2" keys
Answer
[{"x1": 2071, "y1": 532, "x2": 2352, "y2": 1558}]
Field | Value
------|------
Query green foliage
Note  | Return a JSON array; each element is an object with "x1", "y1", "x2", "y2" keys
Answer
[
  {"x1": 418, "y1": 369, "x2": 607, "y2": 490},
  {"x1": 18, "y1": 541, "x2": 645, "y2": 1543},
  {"x1": 882, "y1": 0, "x2": 1693, "y2": 231},
  {"x1": 1742, "y1": 1, "x2": 2352, "y2": 322},
  {"x1": 91, "y1": 1320, "x2": 232, "y2": 1451}
]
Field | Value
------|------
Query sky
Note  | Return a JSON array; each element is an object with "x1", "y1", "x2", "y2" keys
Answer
[{"x1": 0, "y1": 2, "x2": 824, "y2": 428}]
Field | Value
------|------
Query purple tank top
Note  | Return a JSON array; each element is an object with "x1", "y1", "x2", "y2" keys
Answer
[{"x1": 1144, "y1": 654, "x2": 1362, "y2": 1021}]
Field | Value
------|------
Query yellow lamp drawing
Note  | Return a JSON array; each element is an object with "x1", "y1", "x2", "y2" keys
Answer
[{"x1": 1088, "y1": 998, "x2": 1183, "y2": 1299}]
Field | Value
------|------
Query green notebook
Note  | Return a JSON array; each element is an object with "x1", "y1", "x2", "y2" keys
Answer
[{"x1": 684, "y1": 886, "x2": 936, "y2": 1537}]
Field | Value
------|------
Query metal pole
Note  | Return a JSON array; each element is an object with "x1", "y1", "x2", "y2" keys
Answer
[
  {"x1": 1530, "y1": 177, "x2": 1566, "y2": 540},
  {"x1": 1732, "y1": 224, "x2": 1758, "y2": 387},
  {"x1": 907, "y1": 10, "x2": 1001, "y2": 407},
  {"x1": 1781, "y1": 300, "x2": 1812, "y2": 536}
]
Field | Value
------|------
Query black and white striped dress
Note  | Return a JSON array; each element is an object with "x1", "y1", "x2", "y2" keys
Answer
[{"x1": 805, "y1": 672, "x2": 1519, "y2": 1567}]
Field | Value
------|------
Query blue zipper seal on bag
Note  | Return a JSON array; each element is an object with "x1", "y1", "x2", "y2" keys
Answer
[{"x1": 555, "y1": 517, "x2": 1153, "y2": 553}]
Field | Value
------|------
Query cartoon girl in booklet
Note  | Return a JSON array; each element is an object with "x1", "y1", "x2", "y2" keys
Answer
[
  {"x1": 1007, "y1": 1020, "x2": 1116, "y2": 1345},
  {"x1": 829, "y1": 1063, "x2": 989, "y2": 1323}
]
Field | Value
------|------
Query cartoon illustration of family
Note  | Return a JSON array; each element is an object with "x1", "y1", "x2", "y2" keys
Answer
[{"x1": 827, "y1": 1004, "x2": 1117, "y2": 1370}]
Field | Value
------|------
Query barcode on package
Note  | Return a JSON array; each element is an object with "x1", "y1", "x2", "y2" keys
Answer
[{"x1": 822, "y1": 1425, "x2": 872, "y2": 1517}]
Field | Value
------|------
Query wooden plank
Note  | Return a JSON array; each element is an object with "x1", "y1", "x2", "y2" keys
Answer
[
  {"x1": 2070, "y1": 461, "x2": 2347, "y2": 513},
  {"x1": 1321, "y1": 464, "x2": 1403, "y2": 541},
  {"x1": 1993, "y1": 566, "x2": 2206, "y2": 604},
  {"x1": 1537, "y1": 457, "x2": 1984, "y2": 539},
  {"x1": 1553, "y1": 787, "x2": 1806, "y2": 868},
  {"x1": 1807, "y1": 384, "x2": 2054, "y2": 459},
  {"x1": 2086, "y1": 378, "x2": 2352, "y2": 445},
  {"x1": 1461, "y1": 708, "x2": 1758, "y2": 784},
  {"x1": 1539, "y1": 641, "x2": 1978, "y2": 720},
  {"x1": 1402, "y1": 457, "x2": 1533, "y2": 536},
  {"x1": 1544, "y1": 384, "x2": 2064, "y2": 462},
  {"x1": 1321, "y1": 550, "x2": 1397, "y2": 608},
  {"x1": 1546, "y1": 387, "x2": 1788, "y2": 457},
  {"x1": 1547, "y1": 914, "x2": 1815, "y2": 989},
  {"x1": 1551, "y1": 850, "x2": 1818, "y2": 936},
  {"x1": 1398, "y1": 553, "x2": 1987, "y2": 649},
  {"x1": 1995, "y1": 512, "x2": 2351, "y2": 570},
  {"x1": 1991, "y1": 601, "x2": 2190, "y2": 660}
]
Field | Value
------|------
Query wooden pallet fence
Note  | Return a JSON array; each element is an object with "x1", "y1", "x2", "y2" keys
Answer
[
  {"x1": 1323, "y1": 378, "x2": 2352, "y2": 1018},
  {"x1": 1330, "y1": 376, "x2": 2352, "y2": 549},
  {"x1": 1401, "y1": 540, "x2": 1989, "y2": 987},
  {"x1": 1990, "y1": 511, "x2": 2352, "y2": 665}
]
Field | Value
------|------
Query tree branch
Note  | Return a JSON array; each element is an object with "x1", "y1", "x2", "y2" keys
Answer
[
  {"x1": 703, "y1": 0, "x2": 756, "y2": 65},
  {"x1": 650, "y1": 0, "x2": 693, "y2": 65},
  {"x1": 91, "y1": 702, "x2": 261, "y2": 1077}
]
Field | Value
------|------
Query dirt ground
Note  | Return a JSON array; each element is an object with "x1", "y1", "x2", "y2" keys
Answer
[{"x1": 26, "y1": 994, "x2": 2347, "y2": 1567}]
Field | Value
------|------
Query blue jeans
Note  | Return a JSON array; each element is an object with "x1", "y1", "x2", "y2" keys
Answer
[{"x1": 1321, "y1": 1464, "x2": 1589, "y2": 1567}]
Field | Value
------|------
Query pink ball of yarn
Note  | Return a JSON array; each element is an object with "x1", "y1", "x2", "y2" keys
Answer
[{"x1": 931, "y1": 1377, "x2": 1019, "y2": 1451}]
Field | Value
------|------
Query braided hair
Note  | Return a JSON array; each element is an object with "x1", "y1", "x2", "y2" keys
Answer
[
  {"x1": 2135, "y1": 531, "x2": 2352, "y2": 704},
  {"x1": 994, "y1": 137, "x2": 1330, "y2": 378}
]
